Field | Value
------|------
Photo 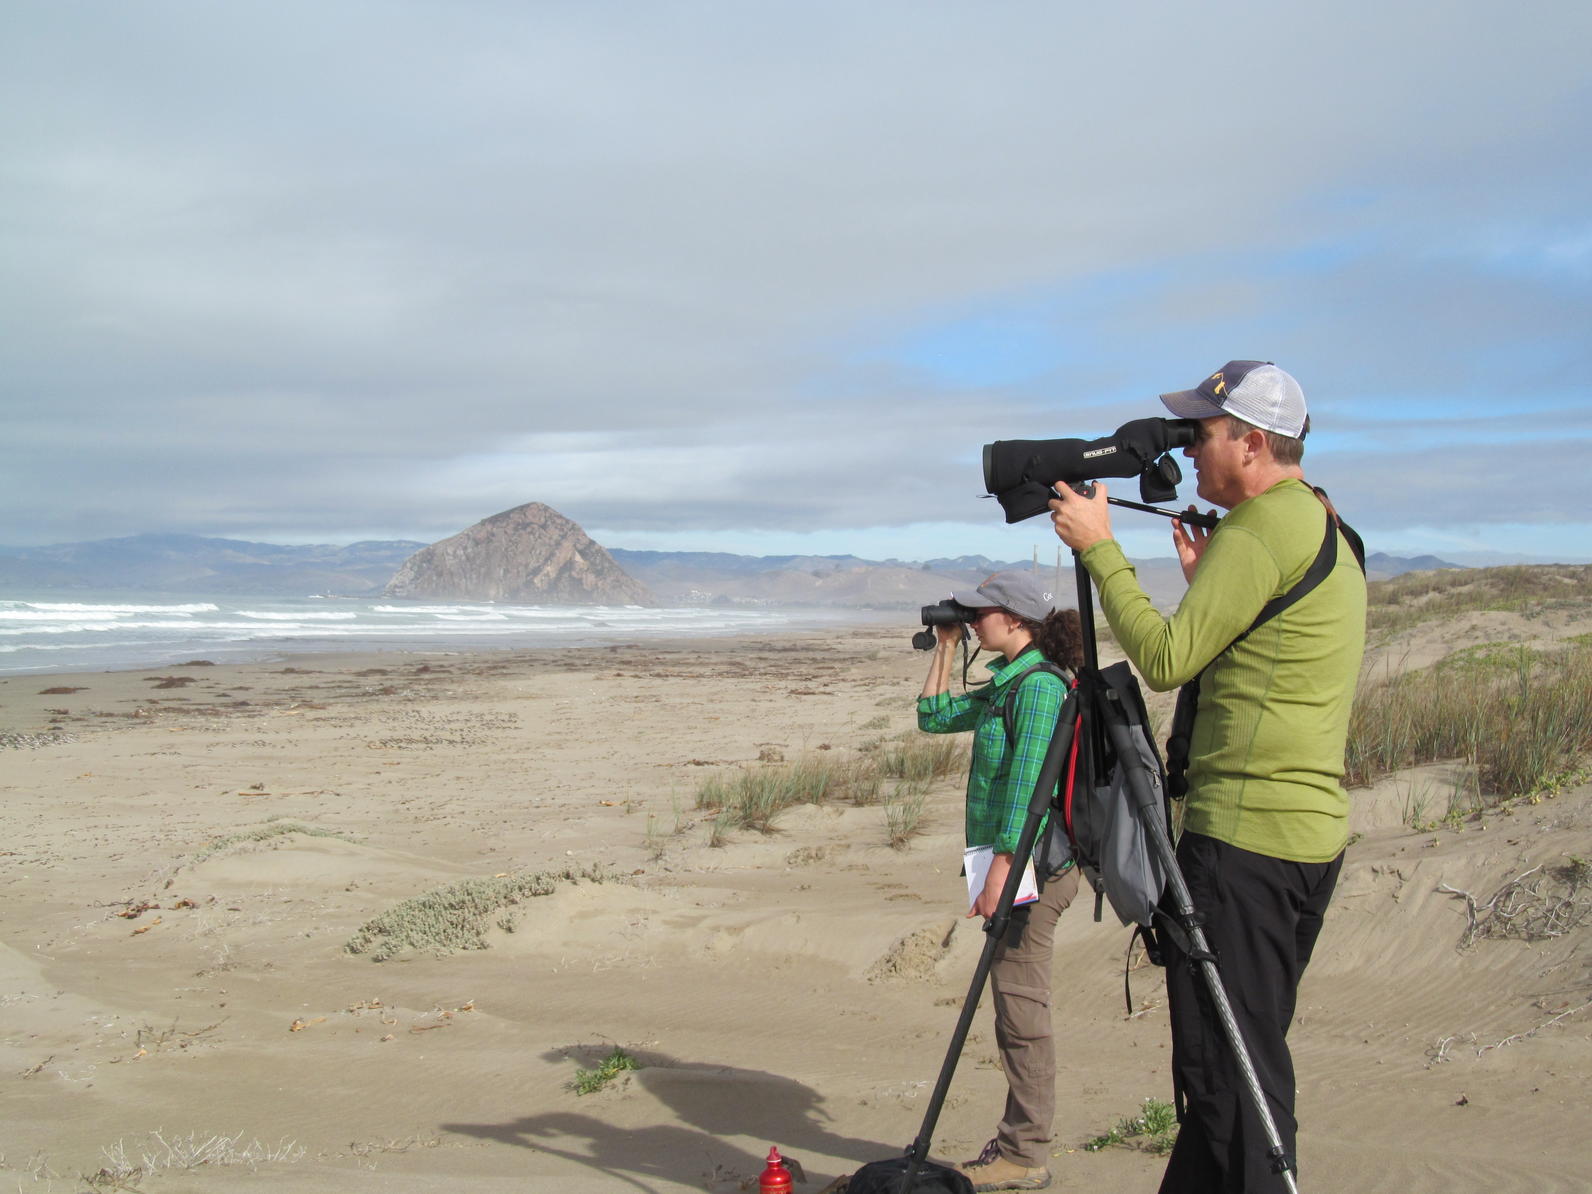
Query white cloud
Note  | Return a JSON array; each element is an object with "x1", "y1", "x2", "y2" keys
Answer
[{"x1": 0, "y1": 1, "x2": 1588, "y2": 558}]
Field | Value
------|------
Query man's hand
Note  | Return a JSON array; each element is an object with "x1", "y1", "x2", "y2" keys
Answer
[
  {"x1": 1049, "y1": 481, "x2": 1113, "y2": 552},
  {"x1": 1172, "y1": 506, "x2": 1217, "y2": 582}
]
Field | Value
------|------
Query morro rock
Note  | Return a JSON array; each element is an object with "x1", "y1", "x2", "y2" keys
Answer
[{"x1": 384, "y1": 503, "x2": 654, "y2": 605}]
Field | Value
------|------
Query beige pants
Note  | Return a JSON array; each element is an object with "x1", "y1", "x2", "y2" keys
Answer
[{"x1": 989, "y1": 865, "x2": 1079, "y2": 1167}]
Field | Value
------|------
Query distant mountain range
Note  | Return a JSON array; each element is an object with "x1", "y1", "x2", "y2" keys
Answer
[
  {"x1": 1362, "y1": 552, "x2": 1463, "y2": 581},
  {"x1": 0, "y1": 529, "x2": 1466, "y2": 610}
]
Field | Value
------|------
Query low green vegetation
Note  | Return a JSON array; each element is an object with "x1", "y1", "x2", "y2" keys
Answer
[
  {"x1": 571, "y1": 1046, "x2": 640, "y2": 1094},
  {"x1": 1084, "y1": 1097, "x2": 1179, "y2": 1155},
  {"x1": 876, "y1": 735, "x2": 965, "y2": 788},
  {"x1": 884, "y1": 788, "x2": 928, "y2": 849},
  {"x1": 695, "y1": 757, "x2": 844, "y2": 831},
  {"x1": 1366, "y1": 564, "x2": 1592, "y2": 639},
  {"x1": 694, "y1": 734, "x2": 966, "y2": 839},
  {"x1": 1346, "y1": 639, "x2": 1592, "y2": 805},
  {"x1": 345, "y1": 866, "x2": 607, "y2": 961},
  {"x1": 188, "y1": 821, "x2": 352, "y2": 865}
]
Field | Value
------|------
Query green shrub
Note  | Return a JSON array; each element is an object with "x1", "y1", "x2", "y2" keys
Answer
[
  {"x1": 571, "y1": 1047, "x2": 640, "y2": 1094},
  {"x1": 1084, "y1": 1097, "x2": 1179, "y2": 1155}
]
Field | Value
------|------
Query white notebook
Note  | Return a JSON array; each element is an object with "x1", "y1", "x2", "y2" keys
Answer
[{"x1": 963, "y1": 845, "x2": 1039, "y2": 914}]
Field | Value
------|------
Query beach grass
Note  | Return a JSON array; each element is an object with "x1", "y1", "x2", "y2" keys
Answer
[
  {"x1": 1346, "y1": 639, "x2": 1592, "y2": 802},
  {"x1": 1366, "y1": 563, "x2": 1592, "y2": 639},
  {"x1": 694, "y1": 733, "x2": 966, "y2": 838},
  {"x1": 884, "y1": 787, "x2": 928, "y2": 849},
  {"x1": 876, "y1": 734, "x2": 966, "y2": 789}
]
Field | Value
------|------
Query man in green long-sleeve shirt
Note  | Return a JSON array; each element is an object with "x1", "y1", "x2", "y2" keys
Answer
[{"x1": 1050, "y1": 361, "x2": 1365, "y2": 1193}]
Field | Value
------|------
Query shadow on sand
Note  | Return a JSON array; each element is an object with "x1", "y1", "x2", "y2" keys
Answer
[{"x1": 440, "y1": 1046, "x2": 894, "y2": 1191}]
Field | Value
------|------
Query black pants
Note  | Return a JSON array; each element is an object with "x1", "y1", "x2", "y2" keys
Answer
[{"x1": 1157, "y1": 833, "x2": 1342, "y2": 1194}]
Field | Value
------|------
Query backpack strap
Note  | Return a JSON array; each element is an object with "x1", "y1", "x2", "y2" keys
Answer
[
  {"x1": 996, "y1": 661, "x2": 1071, "y2": 747},
  {"x1": 1227, "y1": 501, "x2": 1338, "y2": 650},
  {"x1": 989, "y1": 661, "x2": 1079, "y2": 879},
  {"x1": 1313, "y1": 485, "x2": 1366, "y2": 574}
]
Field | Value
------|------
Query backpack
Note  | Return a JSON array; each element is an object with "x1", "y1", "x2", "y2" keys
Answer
[
  {"x1": 1067, "y1": 661, "x2": 1172, "y2": 928},
  {"x1": 998, "y1": 660, "x2": 1169, "y2": 927}
]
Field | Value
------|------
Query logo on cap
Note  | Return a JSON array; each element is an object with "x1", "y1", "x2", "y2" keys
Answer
[{"x1": 1208, "y1": 371, "x2": 1227, "y2": 397}]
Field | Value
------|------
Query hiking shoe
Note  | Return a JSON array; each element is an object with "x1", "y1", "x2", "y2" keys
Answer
[{"x1": 957, "y1": 1139, "x2": 1051, "y2": 1191}]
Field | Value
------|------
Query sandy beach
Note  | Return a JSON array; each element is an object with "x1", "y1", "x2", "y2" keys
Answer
[{"x1": 2, "y1": 624, "x2": 1589, "y2": 1192}]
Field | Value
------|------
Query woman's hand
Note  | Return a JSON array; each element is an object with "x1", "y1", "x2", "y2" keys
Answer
[
  {"x1": 921, "y1": 623, "x2": 963, "y2": 699},
  {"x1": 1172, "y1": 507, "x2": 1216, "y2": 583},
  {"x1": 967, "y1": 852, "x2": 1013, "y2": 920}
]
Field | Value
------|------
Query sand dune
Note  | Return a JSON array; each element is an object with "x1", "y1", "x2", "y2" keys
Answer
[{"x1": 1, "y1": 625, "x2": 1588, "y2": 1192}]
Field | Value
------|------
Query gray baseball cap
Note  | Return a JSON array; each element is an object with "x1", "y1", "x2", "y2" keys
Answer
[
  {"x1": 950, "y1": 570, "x2": 1059, "y2": 624},
  {"x1": 1159, "y1": 360, "x2": 1308, "y2": 438}
]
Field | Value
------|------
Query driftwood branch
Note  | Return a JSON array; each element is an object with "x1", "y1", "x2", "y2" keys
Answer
[
  {"x1": 1475, "y1": 999, "x2": 1592, "y2": 1057},
  {"x1": 1437, "y1": 861, "x2": 1589, "y2": 949}
]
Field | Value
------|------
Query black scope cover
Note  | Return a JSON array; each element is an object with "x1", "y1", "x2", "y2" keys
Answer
[{"x1": 983, "y1": 418, "x2": 1197, "y2": 523}]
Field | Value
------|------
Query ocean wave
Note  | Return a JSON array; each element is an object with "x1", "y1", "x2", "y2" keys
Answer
[
  {"x1": 22, "y1": 602, "x2": 220, "y2": 614},
  {"x1": 370, "y1": 604, "x2": 499, "y2": 615},
  {"x1": 237, "y1": 610, "x2": 360, "y2": 621},
  {"x1": 0, "y1": 609, "x2": 125, "y2": 623},
  {"x1": 0, "y1": 638, "x2": 153, "y2": 654}
]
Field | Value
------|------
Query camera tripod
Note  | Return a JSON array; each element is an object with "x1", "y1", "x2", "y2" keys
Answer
[{"x1": 890, "y1": 546, "x2": 1302, "y2": 1194}]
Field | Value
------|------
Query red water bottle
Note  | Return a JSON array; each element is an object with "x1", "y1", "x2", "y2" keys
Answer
[{"x1": 759, "y1": 1145, "x2": 792, "y2": 1194}]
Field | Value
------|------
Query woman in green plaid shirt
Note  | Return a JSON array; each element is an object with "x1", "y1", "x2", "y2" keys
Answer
[{"x1": 916, "y1": 569, "x2": 1083, "y2": 1192}]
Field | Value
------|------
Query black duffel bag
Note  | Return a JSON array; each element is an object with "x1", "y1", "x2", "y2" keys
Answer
[{"x1": 840, "y1": 1156, "x2": 973, "y2": 1194}]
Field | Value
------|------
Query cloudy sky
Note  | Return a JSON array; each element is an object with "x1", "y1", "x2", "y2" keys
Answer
[{"x1": 4, "y1": 2, "x2": 1589, "y2": 564}]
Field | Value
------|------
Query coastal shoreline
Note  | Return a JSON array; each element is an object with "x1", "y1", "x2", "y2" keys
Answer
[{"x1": 0, "y1": 589, "x2": 896, "y2": 678}]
